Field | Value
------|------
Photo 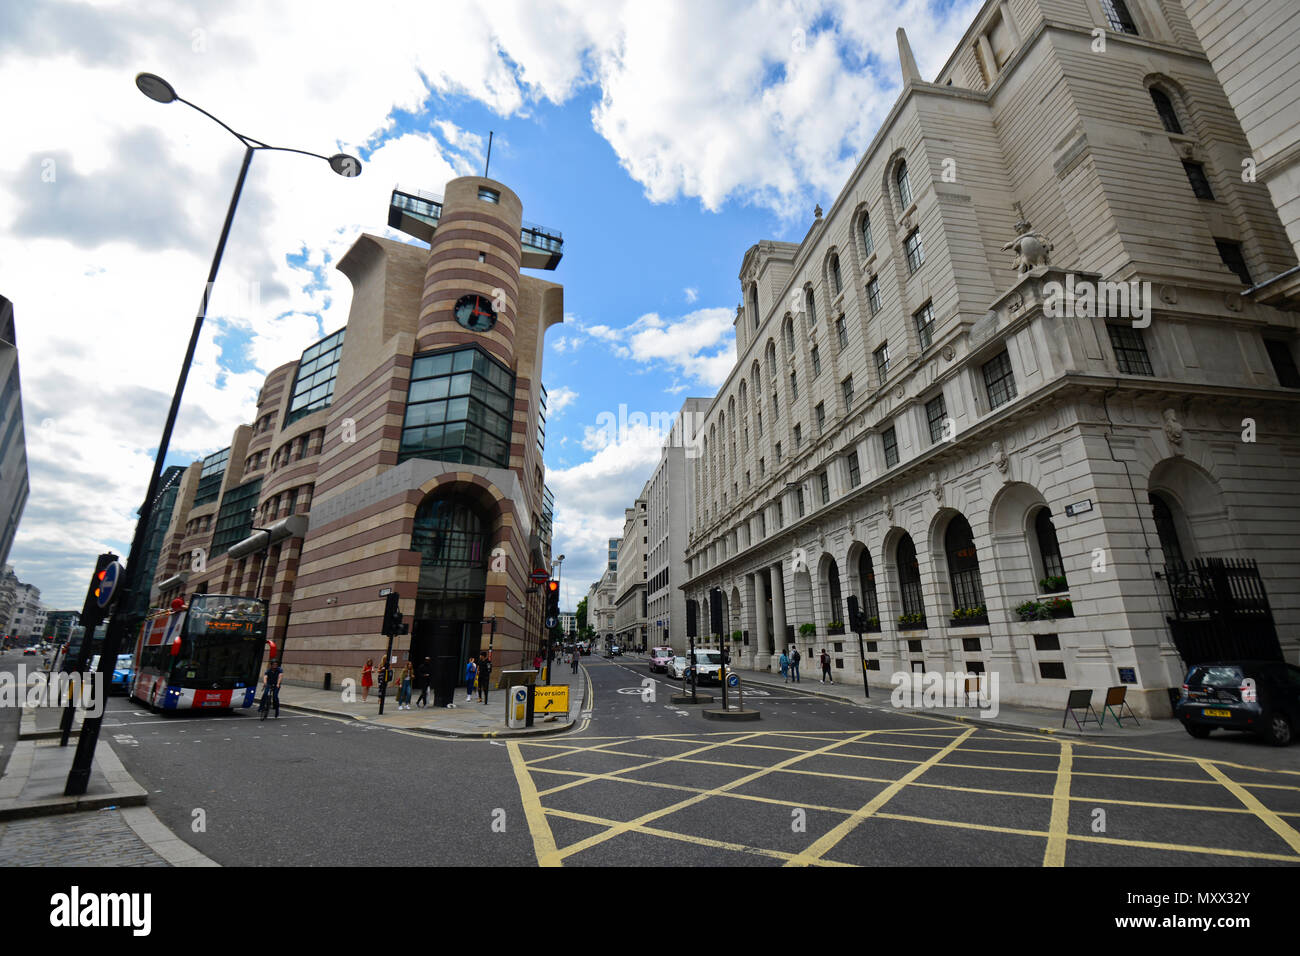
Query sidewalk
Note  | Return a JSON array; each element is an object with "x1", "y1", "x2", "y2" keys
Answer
[
  {"x1": 707, "y1": 655, "x2": 1185, "y2": 739},
  {"x1": 277, "y1": 662, "x2": 591, "y2": 738}
]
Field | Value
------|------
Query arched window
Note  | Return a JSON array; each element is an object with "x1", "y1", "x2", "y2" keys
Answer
[
  {"x1": 1149, "y1": 88, "x2": 1182, "y2": 134},
  {"x1": 752, "y1": 361, "x2": 762, "y2": 393},
  {"x1": 1149, "y1": 492, "x2": 1186, "y2": 565},
  {"x1": 804, "y1": 287, "x2": 817, "y2": 326},
  {"x1": 829, "y1": 254, "x2": 842, "y2": 294},
  {"x1": 857, "y1": 550, "x2": 880, "y2": 626},
  {"x1": 896, "y1": 534, "x2": 924, "y2": 619},
  {"x1": 1033, "y1": 508, "x2": 1067, "y2": 585},
  {"x1": 749, "y1": 285, "x2": 760, "y2": 329},
  {"x1": 944, "y1": 514, "x2": 985, "y2": 610},
  {"x1": 896, "y1": 161, "x2": 913, "y2": 209},
  {"x1": 825, "y1": 558, "x2": 843, "y2": 627},
  {"x1": 783, "y1": 315, "x2": 794, "y2": 355},
  {"x1": 860, "y1": 211, "x2": 874, "y2": 258}
]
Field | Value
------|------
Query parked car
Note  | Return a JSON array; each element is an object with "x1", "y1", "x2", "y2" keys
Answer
[
  {"x1": 1174, "y1": 660, "x2": 1300, "y2": 746},
  {"x1": 607, "y1": 644, "x2": 621, "y2": 656},
  {"x1": 22, "y1": 646, "x2": 36, "y2": 656},
  {"x1": 666, "y1": 656, "x2": 690, "y2": 679},
  {"x1": 650, "y1": 647, "x2": 674, "y2": 673}
]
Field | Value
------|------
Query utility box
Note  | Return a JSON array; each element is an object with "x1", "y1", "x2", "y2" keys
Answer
[{"x1": 506, "y1": 684, "x2": 530, "y2": 729}]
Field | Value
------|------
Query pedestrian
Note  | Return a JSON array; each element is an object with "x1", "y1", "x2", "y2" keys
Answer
[
  {"x1": 361, "y1": 658, "x2": 374, "y2": 702},
  {"x1": 415, "y1": 656, "x2": 432, "y2": 708},
  {"x1": 477, "y1": 651, "x2": 493, "y2": 704},
  {"x1": 820, "y1": 649, "x2": 833, "y2": 684},
  {"x1": 571, "y1": 649, "x2": 579, "y2": 674},
  {"x1": 532, "y1": 651, "x2": 543, "y2": 674},
  {"x1": 262, "y1": 656, "x2": 284, "y2": 718},
  {"x1": 464, "y1": 656, "x2": 477, "y2": 703},
  {"x1": 397, "y1": 661, "x2": 413, "y2": 710},
  {"x1": 790, "y1": 647, "x2": 801, "y2": 682},
  {"x1": 779, "y1": 650, "x2": 789, "y2": 682}
]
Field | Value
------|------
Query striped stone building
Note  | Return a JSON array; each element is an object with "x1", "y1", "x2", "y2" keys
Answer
[
  {"x1": 152, "y1": 176, "x2": 564, "y2": 694},
  {"x1": 681, "y1": 0, "x2": 1300, "y2": 718}
]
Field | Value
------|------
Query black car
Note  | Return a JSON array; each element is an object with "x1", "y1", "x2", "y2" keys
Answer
[{"x1": 1174, "y1": 660, "x2": 1300, "y2": 746}]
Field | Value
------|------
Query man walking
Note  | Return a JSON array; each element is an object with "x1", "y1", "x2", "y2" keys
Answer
[
  {"x1": 415, "y1": 656, "x2": 432, "y2": 708},
  {"x1": 789, "y1": 647, "x2": 801, "y2": 683},
  {"x1": 477, "y1": 651, "x2": 493, "y2": 704},
  {"x1": 820, "y1": 649, "x2": 834, "y2": 684}
]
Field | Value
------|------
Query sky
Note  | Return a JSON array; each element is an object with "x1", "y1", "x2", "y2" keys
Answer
[{"x1": 1, "y1": 0, "x2": 983, "y2": 612}]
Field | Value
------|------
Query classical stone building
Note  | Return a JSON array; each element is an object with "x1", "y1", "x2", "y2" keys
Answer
[
  {"x1": 586, "y1": 567, "x2": 618, "y2": 646},
  {"x1": 682, "y1": 0, "x2": 1300, "y2": 717},
  {"x1": 152, "y1": 175, "x2": 564, "y2": 694},
  {"x1": 614, "y1": 497, "x2": 648, "y2": 648}
]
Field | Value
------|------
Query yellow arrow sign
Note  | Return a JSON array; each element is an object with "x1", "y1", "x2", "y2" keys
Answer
[{"x1": 534, "y1": 685, "x2": 569, "y2": 712}]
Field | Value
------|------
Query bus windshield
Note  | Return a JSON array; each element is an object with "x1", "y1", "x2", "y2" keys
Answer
[{"x1": 173, "y1": 595, "x2": 267, "y2": 688}]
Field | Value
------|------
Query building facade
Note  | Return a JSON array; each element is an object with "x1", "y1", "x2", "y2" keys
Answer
[
  {"x1": 644, "y1": 398, "x2": 707, "y2": 653},
  {"x1": 614, "y1": 497, "x2": 648, "y2": 648},
  {"x1": 682, "y1": 0, "x2": 1300, "y2": 717},
  {"x1": 587, "y1": 568, "x2": 618, "y2": 645},
  {"x1": 0, "y1": 295, "x2": 29, "y2": 570},
  {"x1": 152, "y1": 176, "x2": 564, "y2": 694},
  {"x1": 5, "y1": 580, "x2": 45, "y2": 643}
]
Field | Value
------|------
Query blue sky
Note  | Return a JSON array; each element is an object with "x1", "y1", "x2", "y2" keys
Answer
[{"x1": 1, "y1": 0, "x2": 984, "y2": 609}]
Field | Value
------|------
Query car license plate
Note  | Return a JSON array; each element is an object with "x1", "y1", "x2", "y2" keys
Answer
[{"x1": 1203, "y1": 708, "x2": 1231, "y2": 718}]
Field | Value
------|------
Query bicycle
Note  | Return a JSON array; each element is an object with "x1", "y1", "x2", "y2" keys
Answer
[{"x1": 259, "y1": 686, "x2": 275, "y2": 720}]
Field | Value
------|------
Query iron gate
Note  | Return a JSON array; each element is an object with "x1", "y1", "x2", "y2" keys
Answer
[{"x1": 1165, "y1": 557, "x2": 1282, "y2": 665}]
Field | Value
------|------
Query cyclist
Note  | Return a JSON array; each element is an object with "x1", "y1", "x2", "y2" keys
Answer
[{"x1": 261, "y1": 657, "x2": 284, "y2": 718}]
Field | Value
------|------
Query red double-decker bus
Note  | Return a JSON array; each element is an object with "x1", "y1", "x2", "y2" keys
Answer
[{"x1": 129, "y1": 594, "x2": 268, "y2": 712}]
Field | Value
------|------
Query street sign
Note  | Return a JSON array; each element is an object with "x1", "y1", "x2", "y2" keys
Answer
[
  {"x1": 379, "y1": 587, "x2": 393, "y2": 596},
  {"x1": 530, "y1": 568, "x2": 549, "y2": 583},
  {"x1": 95, "y1": 561, "x2": 124, "y2": 609},
  {"x1": 533, "y1": 685, "x2": 569, "y2": 712},
  {"x1": 545, "y1": 616, "x2": 557, "y2": 628},
  {"x1": 727, "y1": 673, "x2": 739, "y2": 688}
]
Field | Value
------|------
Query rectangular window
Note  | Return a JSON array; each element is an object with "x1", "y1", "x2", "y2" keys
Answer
[
  {"x1": 1107, "y1": 324, "x2": 1154, "y2": 375},
  {"x1": 1183, "y1": 161, "x2": 1214, "y2": 200},
  {"x1": 775, "y1": 440, "x2": 781, "y2": 459},
  {"x1": 1215, "y1": 239, "x2": 1252, "y2": 286},
  {"x1": 477, "y1": 186, "x2": 500, "y2": 203},
  {"x1": 835, "y1": 316, "x2": 847, "y2": 350},
  {"x1": 962, "y1": 637, "x2": 982, "y2": 653},
  {"x1": 867, "y1": 277, "x2": 881, "y2": 315},
  {"x1": 193, "y1": 447, "x2": 230, "y2": 506},
  {"x1": 286, "y1": 328, "x2": 345, "y2": 427},
  {"x1": 904, "y1": 230, "x2": 925, "y2": 273},
  {"x1": 1264, "y1": 339, "x2": 1300, "y2": 388},
  {"x1": 758, "y1": 512, "x2": 767, "y2": 537},
  {"x1": 1100, "y1": 0, "x2": 1139, "y2": 35},
  {"x1": 982, "y1": 350, "x2": 1017, "y2": 410},
  {"x1": 793, "y1": 424, "x2": 802, "y2": 448},
  {"x1": 810, "y1": 346, "x2": 821, "y2": 378},
  {"x1": 926, "y1": 394, "x2": 948, "y2": 444},
  {"x1": 759, "y1": 457, "x2": 765, "y2": 476},
  {"x1": 841, "y1": 375, "x2": 854, "y2": 407},
  {"x1": 846, "y1": 450, "x2": 861, "y2": 487},
  {"x1": 818, "y1": 470, "x2": 830, "y2": 505},
  {"x1": 874, "y1": 342, "x2": 890, "y2": 384},
  {"x1": 757, "y1": 411, "x2": 763, "y2": 436},
  {"x1": 815, "y1": 402, "x2": 826, "y2": 433},
  {"x1": 775, "y1": 499, "x2": 783, "y2": 528},
  {"x1": 882, "y1": 425, "x2": 899, "y2": 467},
  {"x1": 400, "y1": 345, "x2": 517, "y2": 468},
  {"x1": 790, "y1": 371, "x2": 798, "y2": 401},
  {"x1": 1039, "y1": 661, "x2": 1067, "y2": 680},
  {"x1": 795, "y1": 486, "x2": 805, "y2": 518},
  {"x1": 1033, "y1": 634, "x2": 1060, "y2": 652},
  {"x1": 210, "y1": 478, "x2": 263, "y2": 557},
  {"x1": 913, "y1": 301, "x2": 934, "y2": 350}
]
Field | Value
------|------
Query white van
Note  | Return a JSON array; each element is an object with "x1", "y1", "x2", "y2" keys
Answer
[{"x1": 690, "y1": 649, "x2": 723, "y2": 684}]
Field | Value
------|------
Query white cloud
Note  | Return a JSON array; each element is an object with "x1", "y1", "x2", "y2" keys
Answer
[
  {"x1": 684, "y1": 287, "x2": 698, "y2": 303},
  {"x1": 548, "y1": 385, "x2": 578, "y2": 414}
]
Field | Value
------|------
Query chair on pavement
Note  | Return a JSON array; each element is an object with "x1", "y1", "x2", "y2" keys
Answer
[
  {"x1": 1062, "y1": 688, "x2": 1101, "y2": 730},
  {"x1": 1100, "y1": 685, "x2": 1140, "y2": 727}
]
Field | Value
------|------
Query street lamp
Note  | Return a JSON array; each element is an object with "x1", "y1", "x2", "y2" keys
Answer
[{"x1": 64, "y1": 75, "x2": 361, "y2": 797}]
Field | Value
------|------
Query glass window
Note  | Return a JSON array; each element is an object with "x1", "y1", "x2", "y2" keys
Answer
[
  {"x1": 795, "y1": 486, "x2": 805, "y2": 518},
  {"x1": 896, "y1": 161, "x2": 913, "y2": 208},
  {"x1": 882, "y1": 425, "x2": 899, "y2": 467},
  {"x1": 896, "y1": 535, "x2": 923, "y2": 618},
  {"x1": 945, "y1": 514, "x2": 985, "y2": 611},
  {"x1": 400, "y1": 345, "x2": 516, "y2": 469},
  {"x1": 914, "y1": 302, "x2": 934, "y2": 350},
  {"x1": 818, "y1": 470, "x2": 830, "y2": 505},
  {"x1": 904, "y1": 230, "x2": 925, "y2": 273},
  {"x1": 815, "y1": 402, "x2": 826, "y2": 433},
  {"x1": 846, "y1": 450, "x2": 861, "y2": 487},
  {"x1": 835, "y1": 316, "x2": 847, "y2": 350},
  {"x1": 983, "y1": 350, "x2": 1017, "y2": 409},
  {"x1": 811, "y1": 346, "x2": 821, "y2": 378},
  {"x1": 874, "y1": 342, "x2": 890, "y2": 384},
  {"x1": 793, "y1": 424, "x2": 802, "y2": 448},
  {"x1": 287, "y1": 328, "x2": 345, "y2": 427},
  {"x1": 1108, "y1": 324, "x2": 1154, "y2": 375},
  {"x1": 789, "y1": 371, "x2": 798, "y2": 401},
  {"x1": 842, "y1": 376, "x2": 854, "y2": 407},
  {"x1": 830, "y1": 255, "x2": 842, "y2": 294},
  {"x1": 1150, "y1": 88, "x2": 1182, "y2": 134},
  {"x1": 210, "y1": 479, "x2": 263, "y2": 557},
  {"x1": 1101, "y1": 0, "x2": 1139, "y2": 34},
  {"x1": 478, "y1": 187, "x2": 500, "y2": 203},
  {"x1": 1215, "y1": 239, "x2": 1252, "y2": 286},
  {"x1": 860, "y1": 212, "x2": 874, "y2": 257},
  {"x1": 805, "y1": 287, "x2": 817, "y2": 326},
  {"x1": 1034, "y1": 508, "x2": 1066, "y2": 582},
  {"x1": 867, "y1": 277, "x2": 881, "y2": 315},
  {"x1": 1183, "y1": 161, "x2": 1214, "y2": 200},
  {"x1": 1264, "y1": 339, "x2": 1300, "y2": 388},
  {"x1": 926, "y1": 394, "x2": 948, "y2": 444}
]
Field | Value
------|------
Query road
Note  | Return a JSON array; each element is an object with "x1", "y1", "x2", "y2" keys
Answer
[{"x1": 5, "y1": 650, "x2": 1299, "y2": 866}]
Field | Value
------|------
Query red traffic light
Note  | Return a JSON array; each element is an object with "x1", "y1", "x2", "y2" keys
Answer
[{"x1": 546, "y1": 580, "x2": 559, "y2": 593}]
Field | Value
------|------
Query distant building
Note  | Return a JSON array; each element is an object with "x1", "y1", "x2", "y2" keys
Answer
[
  {"x1": 45, "y1": 610, "x2": 81, "y2": 641},
  {"x1": 5, "y1": 580, "x2": 45, "y2": 643},
  {"x1": 586, "y1": 569, "x2": 618, "y2": 644},
  {"x1": 615, "y1": 497, "x2": 648, "y2": 648},
  {"x1": 0, "y1": 295, "x2": 29, "y2": 569},
  {"x1": 606, "y1": 537, "x2": 620, "y2": 573}
]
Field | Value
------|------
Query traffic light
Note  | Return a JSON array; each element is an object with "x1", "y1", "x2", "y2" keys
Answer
[
  {"x1": 381, "y1": 592, "x2": 407, "y2": 637},
  {"x1": 546, "y1": 579, "x2": 560, "y2": 618},
  {"x1": 79, "y1": 553, "x2": 119, "y2": 628},
  {"x1": 709, "y1": 588, "x2": 723, "y2": 636},
  {"x1": 847, "y1": 595, "x2": 864, "y2": 634},
  {"x1": 686, "y1": 600, "x2": 697, "y2": 638}
]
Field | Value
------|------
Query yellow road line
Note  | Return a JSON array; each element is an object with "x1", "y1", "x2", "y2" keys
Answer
[
  {"x1": 506, "y1": 740, "x2": 561, "y2": 867},
  {"x1": 536, "y1": 732, "x2": 767, "y2": 797},
  {"x1": 1043, "y1": 742, "x2": 1073, "y2": 867},
  {"x1": 784, "y1": 727, "x2": 975, "y2": 867},
  {"x1": 1199, "y1": 758, "x2": 1300, "y2": 855}
]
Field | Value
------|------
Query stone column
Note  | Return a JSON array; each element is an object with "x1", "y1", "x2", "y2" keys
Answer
[
  {"x1": 754, "y1": 570, "x2": 771, "y2": 672},
  {"x1": 771, "y1": 561, "x2": 788, "y2": 659}
]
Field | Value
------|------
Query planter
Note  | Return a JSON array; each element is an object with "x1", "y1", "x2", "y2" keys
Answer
[
  {"x1": 896, "y1": 614, "x2": 927, "y2": 630},
  {"x1": 948, "y1": 614, "x2": 989, "y2": 628},
  {"x1": 828, "y1": 626, "x2": 846, "y2": 636},
  {"x1": 1015, "y1": 598, "x2": 1074, "y2": 622}
]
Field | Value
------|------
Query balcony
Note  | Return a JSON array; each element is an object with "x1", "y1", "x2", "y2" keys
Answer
[{"x1": 388, "y1": 186, "x2": 563, "y2": 269}]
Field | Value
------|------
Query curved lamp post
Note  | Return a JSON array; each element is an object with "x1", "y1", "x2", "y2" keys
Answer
[{"x1": 66, "y1": 75, "x2": 361, "y2": 795}]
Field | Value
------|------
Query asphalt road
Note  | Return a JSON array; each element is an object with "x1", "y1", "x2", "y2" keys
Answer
[{"x1": 8, "y1": 649, "x2": 1299, "y2": 867}]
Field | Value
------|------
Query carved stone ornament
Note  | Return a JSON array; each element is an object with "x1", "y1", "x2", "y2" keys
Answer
[
  {"x1": 1163, "y1": 408, "x2": 1184, "y2": 453},
  {"x1": 1224, "y1": 292, "x2": 1243, "y2": 312},
  {"x1": 1008, "y1": 291, "x2": 1024, "y2": 313},
  {"x1": 1159, "y1": 284, "x2": 1177, "y2": 305},
  {"x1": 883, "y1": 493, "x2": 894, "y2": 523},
  {"x1": 902, "y1": 212, "x2": 915, "y2": 234},
  {"x1": 992, "y1": 440, "x2": 1009, "y2": 475},
  {"x1": 941, "y1": 344, "x2": 955, "y2": 361},
  {"x1": 1180, "y1": 142, "x2": 1197, "y2": 161},
  {"x1": 894, "y1": 384, "x2": 905, "y2": 400},
  {"x1": 1001, "y1": 218, "x2": 1053, "y2": 273},
  {"x1": 814, "y1": 204, "x2": 823, "y2": 220},
  {"x1": 929, "y1": 471, "x2": 942, "y2": 501}
]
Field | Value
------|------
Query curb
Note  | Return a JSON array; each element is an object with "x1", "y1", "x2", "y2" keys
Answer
[
  {"x1": 119, "y1": 806, "x2": 220, "y2": 867},
  {"x1": 0, "y1": 741, "x2": 148, "y2": 822}
]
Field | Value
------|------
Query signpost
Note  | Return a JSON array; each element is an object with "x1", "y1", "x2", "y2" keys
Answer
[{"x1": 533, "y1": 684, "x2": 569, "y2": 715}]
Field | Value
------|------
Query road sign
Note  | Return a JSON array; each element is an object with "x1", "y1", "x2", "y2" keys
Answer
[
  {"x1": 533, "y1": 685, "x2": 569, "y2": 713},
  {"x1": 530, "y1": 568, "x2": 550, "y2": 583},
  {"x1": 95, "y1": 561, "x2": 124, "y2": 609},
  {"x1": 727, "y1": 673, "x2": 739, "y2": 688},
  {"x1": 545, "y1": 616, "x2": 557, "y2": 628},
  {"x1": 379, "y1": 587, "x2": 393, "y2": 596}
]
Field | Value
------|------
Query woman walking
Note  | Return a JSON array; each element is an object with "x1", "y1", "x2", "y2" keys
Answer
[
  {"x1": 361, "y1": 658, "x2": 375, "y2": 702},
  {"x1": 464, "y1": 656, "x2": 478, "y2": 703},
  {"x1": 779, "y1": 650, "x2": 789, "y2": 682},
  {"x1": 396, "y1": 661, "x2": 413, "y2": 710}
]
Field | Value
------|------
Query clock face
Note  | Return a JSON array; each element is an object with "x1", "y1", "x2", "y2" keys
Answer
[{"x1": 454, "y1": 294, "x2": 497, "y2": 333}]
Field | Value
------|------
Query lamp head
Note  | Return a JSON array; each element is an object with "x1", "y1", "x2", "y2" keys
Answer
[
  {"x1": 135, "y1": 73, "x2": 178, "y2": 104},
  {"x1": 328, "y1": 153, "x2": 362, "y2": 177}
]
